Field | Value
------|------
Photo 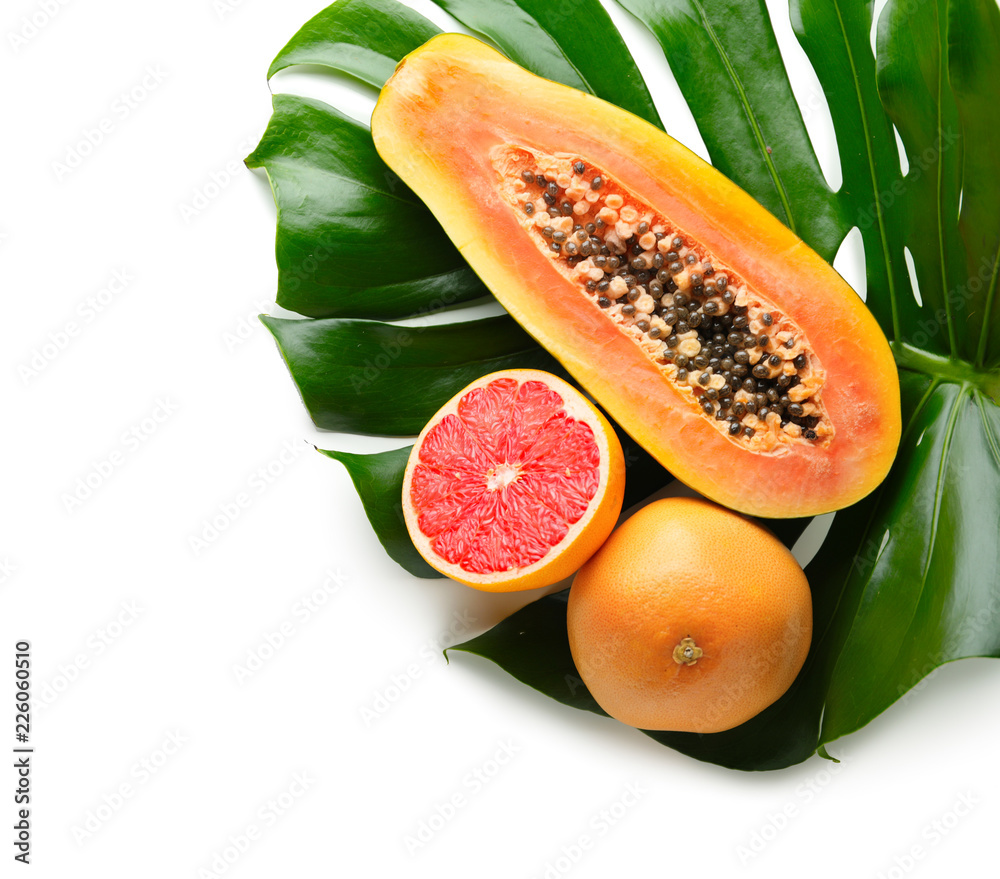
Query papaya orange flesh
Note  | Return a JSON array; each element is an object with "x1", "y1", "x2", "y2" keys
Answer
[{"x1": 372, "y1": 34, "x2": 901, "y2": 518}]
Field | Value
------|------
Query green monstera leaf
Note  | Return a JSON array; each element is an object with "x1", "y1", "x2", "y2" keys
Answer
[{"x1": 250, "y1": 0, "x2": 1000, "y2": 769}]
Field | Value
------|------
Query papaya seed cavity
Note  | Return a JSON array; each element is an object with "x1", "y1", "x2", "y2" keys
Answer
[{"x1": 495, "y1": 146, "x2": 833, "y2": 453}]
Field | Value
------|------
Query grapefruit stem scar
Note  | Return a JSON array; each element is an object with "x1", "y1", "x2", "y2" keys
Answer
[{"x1": 673, "y1": 637, "x2": 703, "y2": 666}]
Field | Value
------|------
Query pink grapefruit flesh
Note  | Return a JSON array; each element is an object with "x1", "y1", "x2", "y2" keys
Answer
[{"x1": 402, "y1": 370, "x2": 625, "y2": 592}]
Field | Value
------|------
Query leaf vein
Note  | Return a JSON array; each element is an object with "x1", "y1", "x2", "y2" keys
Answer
[
  {"x1": 690, "y1": 0, "x2": 796, "y2": 231},
  {"x1": 975, "y1": 392, "x2": 1000, "y2": 471},
  {"x1": 871, "y1": 384, "x2": 968, "y2": 683},
  {"x1": 272, "y1": 160, "x2": 421, "y2": 206},
  {"x1": 934, "y1": 3, "x2": 958, "y2": 358},
  {"x1": 813, "y1": 378, "x2": 941, "y2": 666},
  {"x1": 915, "y1": 384, "x2": 967, "y2": 605},
  {"x1": 832, "y1": 0, "x2": 900, "y2": 342},
  {"x1": 974, "y1": 246, "x2": 1000, "y2": 368},
  {"x1": 512, "y1": 2, "x2": 595, "y2": 96}
]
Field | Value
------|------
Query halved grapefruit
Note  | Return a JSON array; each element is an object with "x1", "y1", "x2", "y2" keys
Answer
[{"x1": 402, "y1": 370, "x2": 625, "y2": 592}]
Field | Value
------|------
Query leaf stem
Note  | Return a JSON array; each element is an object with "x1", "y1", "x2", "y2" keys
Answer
[{"x1": 891, "y1": 341, "x2": 1000, "y2": 402}]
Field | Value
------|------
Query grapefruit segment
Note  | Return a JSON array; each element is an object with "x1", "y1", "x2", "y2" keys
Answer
[{"x1": 402, "y1": 370, "x2": 625, "y2": 592}]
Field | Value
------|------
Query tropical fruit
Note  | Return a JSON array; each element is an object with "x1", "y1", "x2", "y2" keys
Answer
[
  {"x1": 402, "y1": 370, "x2": 625, "y2": 592},
  {"x1": 567, "y1": 497, "x2": 812, "y2": 732},
  {"x1": 372, "y1": 34, "x2": 901, "y2": 519}
]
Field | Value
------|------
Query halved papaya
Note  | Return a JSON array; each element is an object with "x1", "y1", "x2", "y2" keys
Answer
[{"x1": 371, "y1": 34, "x2": 901, "y2": 518}]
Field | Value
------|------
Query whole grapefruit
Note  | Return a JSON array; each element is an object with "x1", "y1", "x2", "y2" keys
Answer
[
  {"x1": 567, "y1": 497, "x2": 812, "y2": 732},
  {"x1": 402, "y1": 370, "x2": 625, "y2": 592}
]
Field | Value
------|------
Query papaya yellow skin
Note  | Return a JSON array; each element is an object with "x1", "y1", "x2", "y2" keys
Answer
[{"x1": 372, "y1": 34, "x2": 901, "y2": 518}]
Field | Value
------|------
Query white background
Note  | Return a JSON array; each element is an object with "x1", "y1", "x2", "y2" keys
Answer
[{"x1": 4, "y1": 0, "x2": 999, "y2": 876}]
